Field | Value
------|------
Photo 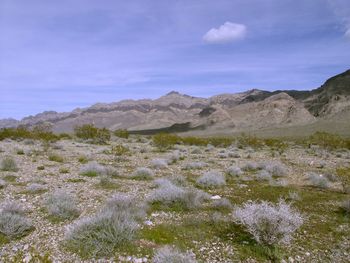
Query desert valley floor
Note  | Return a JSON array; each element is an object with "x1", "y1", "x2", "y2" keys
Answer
[{"x1": 0, "y1": 136, "x2": 349, "y2": 262}]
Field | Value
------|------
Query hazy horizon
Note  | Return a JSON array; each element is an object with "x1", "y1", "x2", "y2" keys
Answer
[{"x1": 1, "y1": 0, "x2": 350, "y2": 119}]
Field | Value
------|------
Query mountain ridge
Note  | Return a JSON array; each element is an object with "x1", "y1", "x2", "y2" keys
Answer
[{"x1": 1, "y1": 69, "x2": 349, "y2": 135}]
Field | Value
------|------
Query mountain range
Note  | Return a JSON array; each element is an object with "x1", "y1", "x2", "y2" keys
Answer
[{"x1": 1, "y1": 69, "x2": 349, "y2": 137}]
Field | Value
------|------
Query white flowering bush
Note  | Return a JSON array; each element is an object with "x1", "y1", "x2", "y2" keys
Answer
[
  {"x1": 196, "y1": 171, "x2": 226, "y2": 188},
  {"x1": 233, "y1": 200, "x2": 303, "y2": 246}
]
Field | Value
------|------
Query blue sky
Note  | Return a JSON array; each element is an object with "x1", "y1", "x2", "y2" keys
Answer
[{"x1": 1, "y1": 0, "x2": 349, "y2": 119}]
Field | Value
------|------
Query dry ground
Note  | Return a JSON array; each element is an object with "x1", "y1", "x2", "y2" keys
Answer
[{"x1": 0, "y1": 136, "x2": 349, "y2": 262}]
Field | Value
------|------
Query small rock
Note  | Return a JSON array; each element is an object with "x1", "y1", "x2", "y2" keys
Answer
[
  {"x1": 211, "y1": 195, "x2": 221, "y2": 200},
  {"x1": 144, "y1": 220, "x2": 153, "y2": 226}
]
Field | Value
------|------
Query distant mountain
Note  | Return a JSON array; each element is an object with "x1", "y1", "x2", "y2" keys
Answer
[{"x1": 1, "y1": 69, "x2": 349, "y2": 135}]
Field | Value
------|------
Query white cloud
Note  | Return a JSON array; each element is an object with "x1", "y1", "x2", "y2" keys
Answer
[
  {"x1": 345, "y1": 28, "x2": 350, "y2": 38},
  {"x1": 203, "y1": 22, "x2": 247, "y2": 44}
]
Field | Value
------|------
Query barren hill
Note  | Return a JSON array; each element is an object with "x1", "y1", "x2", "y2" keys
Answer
[{"x1": 1, "y1": 69, "x2": 349, "y2": 136}]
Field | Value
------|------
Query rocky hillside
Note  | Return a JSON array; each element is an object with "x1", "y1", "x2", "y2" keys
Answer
[{"x1": 1, "y1": 69, "x2": 349, "y2": 134}]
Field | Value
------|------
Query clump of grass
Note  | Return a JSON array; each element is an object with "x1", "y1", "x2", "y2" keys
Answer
[
  {"x1": 59, "y1": 167, "x2": 70, "y2": 174},
  {"x1": 196, "y1": 171, "x2": 226, "y2": 188},
  {"x1": 64, "y1": 194, "x2": 145, "y2": 258},
  {"x1": 0, "y1": 201, "x2": 33, "y2": 239},
  {"x1": 1, "y1": 156, "x2": 18, "y2": 172},
  {"x1": 306, "y1": 172, "x2": 331, "y2": 189},
  {"x1": 153, "y1": 246, "x2": 197, "y2": 263},
  {"x1": 37, "y1": 165, "x2": 45, "y2": 171},
  {"x1": 16, "y1": 149, "x2": 25, "y2": 155},
  {"x1": 77, "y1": 155, "x2": 89, "y2": 164},
  {"x1": 48, "y1": 153, "x2": 64, "y2": 163},
  {"x1": 233, "y1": 200, "x2": 303, "y2": 246},
  {"x1": 131, "y1": 167, "x2": 154, "y2": 180},
  {"x1": 151, "y1": 158, "x2": 168, "y2": 169},
  {"x1": 3, "y1": 175, "x2": 17, "y2": 183},
  {"x1": 79, "y1": 161, "x2": 106, "y2": 177},
  {"x1": 45, "y1": 191, "x2": 80, "y2": 221}
]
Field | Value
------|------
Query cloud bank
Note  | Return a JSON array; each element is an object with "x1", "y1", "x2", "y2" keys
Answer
[{"x1": 203, "y1": 22, "x2": 247, "y2": 44}]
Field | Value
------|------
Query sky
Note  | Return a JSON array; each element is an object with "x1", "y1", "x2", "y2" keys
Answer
[{"x1": 1, "y1": 0, "x2": 350, "y2": 119}]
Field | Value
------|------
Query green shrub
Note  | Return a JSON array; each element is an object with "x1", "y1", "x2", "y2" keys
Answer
[
  {"x1": 111, "y1": 144, "x2": 129, "y2": 157},
  {"x1": 74, "y1": 124, "x2": 110, "y2": 144},
  {"x1": 237, "y1": 133, "x2": 264, "y2": 149},
  {"x1": 0, "y1": 126, "x2": 59, "y2": 142},
  {"x1": 1, "y1": 156, "x2": 18, "y2": 172},
  {"x1": 153, "y1": 133, "x2": 180, "y2": 150},
  {"x1": 308, "y1": 131, "x2": 349, "y2": 150},
  {"x1": 114, "y1": 129, "x2": 129, "y2": 139}
]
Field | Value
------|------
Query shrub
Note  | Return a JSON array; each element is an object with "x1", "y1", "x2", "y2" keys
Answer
[
  {"x1": 190, "y1": 147, "x2": 202, "y2": 154},
  {"x1": 151, "y1": 158, "x2": 168, "y2": 169},
  {"x1": 45, "y1": 191, "x2": 80, "y2": 220},
  {"x1": 306, "y1": 172, "x2": 330, "y2": 189},
  {"x1": 131, "y1": 167, "x2": 154, "y2": 180},
  {"x1": 166, "y1": 174, "x2": 187, "y2": 187},
  {"x1": 241, "y1": 161, "x2": 258, "y2": 171},
  {"x1": 233, "y1": 200, "x2": 303, "y2": 246},
  {"x1": 153, "y1": 133, "x2": 180, "y2": 151},
  {"x1": 111, "y1": 144, "x2": 129, "y2": 157},
  {"x1": 0, "y1": 156, "x2": 18, "y2": 172},
  {"x1": 183, "y1": 161, "x2": 207, "y2": 170},
  {"x1": 226, "y1": 166, "x2": 243, "y2": 177},
  {"x1": 0, "y1": 126, "x2": 59, "y2": 142},
  {"x1": 309, "y1": 131, "x2": 348, "y2": 150},
  {"x1": 181, "y1": 136, "x2": 208, "y2": 146},
  {"x1": 114, "y1": 129, "x2": 129, "y2": 139},
  {"x1": 80, "y1": 161, "x2": 106, "y2": 177},
  {"x1": 150, "y1": 179, "x2": 208, "y2": 210},
  {"x1": 255, "y1": 170, "x2": 272, "y2": 181},
  {"x1": 196, "y1": 171, "x2": 226, "y2": 188},
  {"x1": 153, "y1": 246, "x2": 197, "y2": 263},
  {"x1": 265, "y1": 162, "x2": 288, "y2": 177},
  {"x1": 64, "y1": 194, "x2": 144, "y2": 258},
  {"x1": 0, "y1": 201, "x2": 33, "y2": 239},
  {"x1": 74, "y1": 124, "x2": 110, "y2": 144},
  {"x1": 237, "y1": 134, "x2": 263, "y2": 149},
  {"x1": 212, "y1": 198, "x2": 233, "y2": 210},
  {"x1": 167, "y1": 150, "x2": 183, "y2": 164}
]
